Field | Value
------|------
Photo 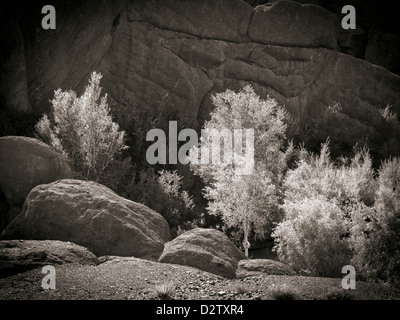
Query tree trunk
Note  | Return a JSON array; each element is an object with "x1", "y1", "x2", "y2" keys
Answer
[
  {"x1": 243, "y1": 208, "x2": 250, "y2": 257},
  {"x1": 243, "y1": 228, "x2": 249, "y2": 257}
]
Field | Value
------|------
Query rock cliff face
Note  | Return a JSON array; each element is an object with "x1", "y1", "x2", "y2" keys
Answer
[
  {"x1": 247, "y1": 0, "x2": 400, "y2": 75},
  {"x1": 1, "y1": 0, "x2": 400, "y2": 162}
]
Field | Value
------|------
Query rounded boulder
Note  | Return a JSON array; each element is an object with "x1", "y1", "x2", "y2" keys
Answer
[
  {"x1": 1, "y1": 179, "x2": 170, "y2": 260},
  {"x1": 158, "y1": 228, "x2": 246, "y2": 278},
  {"x1": 0, "y1": 136, "x2": 74, "y2": 208}
]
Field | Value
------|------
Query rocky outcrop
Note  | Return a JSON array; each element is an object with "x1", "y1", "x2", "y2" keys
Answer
[
  {"x1": 0, "y1": 19, "x2": 31, "y2": 113},
  {"x1": 128, "y1": 0, "x2": 253, "y2": 43},
  {"x1": 1, "y1": 179, "x2": 170, "y2": 260},
  {"x1": 236, "y1": 259, "x2": 296, "y2": 278},
  {"x1": 0, "y1": 136, "x2": 74, "y2": 230},
  {"x1": 248, "y1": 1, "x2": 337, "y2": 49},
  {"x1": 0, "y1": 240, "x2": 98, "y2": 278},
  {"x1": 0, "y1": 0, "x2": 129, "y2": 115},
  {"x1": 250, "y1": 1, "x2": 400, "y2": 75},
  {"x1": 98, "y1": 0, "x2": 400, "y2": 164},
  {"x1": 1, "y1": 0, "x2": 399, "y2": 164},
  {"x1": 158, "y1": 228, "x2": 246, "y2": 278}
]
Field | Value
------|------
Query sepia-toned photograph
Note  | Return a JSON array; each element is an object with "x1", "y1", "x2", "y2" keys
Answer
[{"x1": 0, "y1": 0, "x2": 399, "y2": 314}]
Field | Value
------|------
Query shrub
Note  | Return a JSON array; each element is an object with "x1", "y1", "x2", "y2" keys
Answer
[
  {"x1": 273, "y1": 195, "x2": 353, "y2": 277},
  {"x1": 35, "y1": 71, "x2": 128, "y2": 182},
  {"x1": 150, "y1": 282, "x2": 176, "y2": 300},
  {"x1": 96, "y1": 157, "x2": 135, "y2": 197},
  {"x1": 379, "y1": 105, "x2": 398, "y2": 124},
  {"x1": 128, "y1": 168, "x2": 199, "y2": 237},
  {"x1": 275, "y1": 139, "x2": 400, "y2": 283},
  {"x1": 350, "y1": 157, "x2": 400, "y2": 286},
  {"x1": 274, "y1": 142, "x2": 375, "y2": 277},
  {"x1": 375, "y1": 105, "x2": 400, "y2": 161},
  {"x1": 283, "y1": 141, "x2": 375, "y2": 206}
]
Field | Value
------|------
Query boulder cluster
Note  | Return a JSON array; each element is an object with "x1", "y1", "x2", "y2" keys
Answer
[{"x1": 0, "y1": 136, "x2": 297, "y2": 278}]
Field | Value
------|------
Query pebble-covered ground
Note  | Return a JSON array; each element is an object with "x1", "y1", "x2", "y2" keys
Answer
[{"x1": 1, "y1": 257, "x2": 399, "y2": 300}]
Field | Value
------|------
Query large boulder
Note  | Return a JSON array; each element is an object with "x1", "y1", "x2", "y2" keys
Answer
[
  {"x1": 158, "y1": 228, "x2": 246, "y2": 278},
  {"x1": 0, "y1": 240, "x2": 98, "y2": 278},
  {"x1": 0, "y1": 136, "x2": 75, "y2": 230},
  {"x1": 236, "y1": 259, "x2": 296, "y2": 278},
  {"x1": 1, "y1": 179, "x2": 170, "y2": 260},
  {"x1": 0, "y1": 136, "x2": 75, "y2": 207}
]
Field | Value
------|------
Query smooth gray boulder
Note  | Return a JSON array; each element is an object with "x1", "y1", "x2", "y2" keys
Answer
[
  {"x1": 1, "y1": 179, "x2": 170, "y2": 260},
  {"x1": 159, "y1": 228, "x2": 246, "y2": 278}
]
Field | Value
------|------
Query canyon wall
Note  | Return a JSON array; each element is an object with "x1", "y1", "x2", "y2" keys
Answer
[{"x1": 1, "y1": 0, "x2": 400, "y2": 161}]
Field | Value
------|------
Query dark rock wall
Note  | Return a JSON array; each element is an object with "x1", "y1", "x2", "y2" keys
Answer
[
  {"x1": 248, "y1": 0, "x2": 400, "y2": 74},
  {"x1": 1, "y1": 0, "x2": 399, "y2": 163}
]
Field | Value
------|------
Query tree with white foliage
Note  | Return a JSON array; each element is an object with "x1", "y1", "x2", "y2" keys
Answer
[
  {"x1": 35, "y1": 71, "x2": 128, "y2": 182},
  {"x1": 188, "y1": 85, "x2": 290, "y2": 256}
]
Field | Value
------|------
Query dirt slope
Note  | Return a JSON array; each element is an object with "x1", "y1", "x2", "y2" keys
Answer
[{"x1": 0, "y1": 256, "x2": 399, "y2": 300}]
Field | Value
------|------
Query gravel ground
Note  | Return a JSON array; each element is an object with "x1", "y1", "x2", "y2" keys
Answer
[{"x1": 1, "y1": 256, "x2": 399, "y2": 300}]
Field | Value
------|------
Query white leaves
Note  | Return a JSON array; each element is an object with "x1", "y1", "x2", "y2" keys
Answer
[
  {"x1": 35, "y1": 71, "x2": 128, "y2": 181},
  {"x1": 189, "y1": 85, "x2": 289, "y2": 242},
  {"x1": 35, "y1": 114, "x2": 66, "y2": 157},
  {"x1": 273, "y1": 195, "x2": 353, "y2": 276},
  {"x1": 157, "y1": 169, "x2": 182, "y2": 197},
  {"x1": 157, "y1": 169, "x2": 195, "y2": 211},
  {"x1": 283, "y1": 142, "x2": 375, "y2": 205}
]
